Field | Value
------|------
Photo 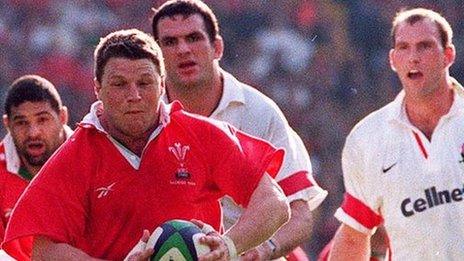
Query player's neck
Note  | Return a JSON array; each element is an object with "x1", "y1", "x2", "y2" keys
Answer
[
  {"x1": 100, "y1": 114, "x2": 158, "y2": 157},
  {"x1": 166, "y1": 72, "x2": 223, "y2": 117},
  {"x1": 405, "y1": 82, "x2": 454, "y2": 140},
  {"x1": 20, "y1": 159, "x2": 40, "y2": 177}
]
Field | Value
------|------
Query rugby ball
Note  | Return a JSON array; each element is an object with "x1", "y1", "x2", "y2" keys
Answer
[{"x1": 148, "y1": 219, "x2": 211, "y2": 261}]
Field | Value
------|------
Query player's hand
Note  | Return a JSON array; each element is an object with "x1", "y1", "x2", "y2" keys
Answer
[
  {"x1": 124, "y1": 229, "x2": 154, "y2": 261},
  {"x1": 191, "y1": 219, "x2": 229, "y2": 261},
  {"x1": 239, "y1": 244, "x2": 271, "y2": 261}
]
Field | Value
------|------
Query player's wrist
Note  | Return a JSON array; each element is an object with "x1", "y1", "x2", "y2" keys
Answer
[
  {"x1": 221, "y1": 235, "x2": 238, "y2": 260},
  {"x1": 263, "y1": 238, "x2": 280, "y2": 259},
  {"x1": 255, "y1": 240, "x2": 273, "y2": 260}
]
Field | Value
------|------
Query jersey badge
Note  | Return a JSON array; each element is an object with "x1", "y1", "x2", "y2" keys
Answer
[
  {"x1": 169, "y1": 142, "x2": 196, "y2": 186},
  {"x1": 169, "y1": 142, "x2": 191, "y2": 180}
]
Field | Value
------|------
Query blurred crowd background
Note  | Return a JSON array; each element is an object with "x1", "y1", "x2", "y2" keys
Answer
[{"x1": 1, "y1": 0, "x2": 464, "y2": 258}]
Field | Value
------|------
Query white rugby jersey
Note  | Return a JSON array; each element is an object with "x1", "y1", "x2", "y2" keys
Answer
[
  {"x1": 335, "y1": 80, "x2": 464, "y2": 260},
  {"x1": 164, "y1": 70, "x2": 327, "y2": 230}
]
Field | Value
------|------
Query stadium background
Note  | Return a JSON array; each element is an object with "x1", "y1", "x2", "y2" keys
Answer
[{"x1": 0, "y1": 0, "x2": 463, "y2": 258}]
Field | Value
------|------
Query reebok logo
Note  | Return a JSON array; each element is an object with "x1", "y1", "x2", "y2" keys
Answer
[
  {"x1": 382, "y1": 162, "x2": 397, "y2": 173},
  {"x1": 95, "y1": 182, "x2": 116, "y2": 198}
]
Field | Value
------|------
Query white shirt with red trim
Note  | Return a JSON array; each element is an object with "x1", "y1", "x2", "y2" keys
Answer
[
  {"x1": 335, "y1": 81, "x2": 464, "y2": 260},
  {"x1": 165, "y1": 70, "x2": 327, "y2": 230},
  {"x1": 3, "y1": 101, "x2": 284, "y2": 261}
]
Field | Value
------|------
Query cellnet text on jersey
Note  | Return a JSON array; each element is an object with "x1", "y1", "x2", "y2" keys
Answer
[{"x1": 401, "y1": 185, "x2": 464, "y2": 217}]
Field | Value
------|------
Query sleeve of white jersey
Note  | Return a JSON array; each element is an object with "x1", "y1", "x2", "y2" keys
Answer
[
  {"x1": 265, "y1": 107, "x2": 327, "y2": 211},
  {"x1": 334, "y1": 131, "x2": 383, "y2": 235}
]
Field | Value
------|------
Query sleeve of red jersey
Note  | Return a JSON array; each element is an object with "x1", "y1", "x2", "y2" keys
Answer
[
  {"x1": 2, "y1": 139, "x2": 89, "y2": 259},
  {"x1": 211, "y1": 124, "x2": 284, "y2": 208},
  {"x1": 334, "y1": 132, "x2": 383, "y2": 235},
  {"x1": 0, "y1": 221, "x2": 4, "y2": 244}
]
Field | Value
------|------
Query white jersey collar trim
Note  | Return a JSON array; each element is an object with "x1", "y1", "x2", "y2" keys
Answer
[
  {"x1": 389, "y1": 78, "x2": 464, "y2": 127},
  {"x1": 161, "y1": 69, "x2": 246, "y2": 117},
  {"x1": 210, "y1": 70, "x2": 246, "y2": 117},
  {"x1": 80, "y1": 100, "x2": 171, "y2": 170}
]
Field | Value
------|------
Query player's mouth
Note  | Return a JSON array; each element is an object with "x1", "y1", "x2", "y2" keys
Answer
[
  {"x1": 125, "y1": 110, "x2": 144, "y2": 115},
  {"x1": 407, "y1": 69, "x2": 423, "y2": 80},
  {"x1": 26, "y1": 141, "x2": 46, "y2": 156},
  {"x1": 178, "y1": 61, "x2": 197, "y2": 72}
]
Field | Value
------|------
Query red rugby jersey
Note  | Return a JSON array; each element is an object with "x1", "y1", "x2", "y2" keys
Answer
[{"x1": 3, "y1": 102, "x2": 284, "y2": 260}]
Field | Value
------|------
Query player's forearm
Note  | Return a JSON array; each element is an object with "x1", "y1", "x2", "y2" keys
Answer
[
  {"x1": 224, "y1": 174, "x2": 290, "y2": 255},
  {"x1": 33, "y1": 236, "x2": 106, "y2": 261},
  {"x1": 329, "y1": 224, "x2": 371, "y2": 261},
  {"x1": 266, "y1": 199, "x2": 313, "y2": 259}
]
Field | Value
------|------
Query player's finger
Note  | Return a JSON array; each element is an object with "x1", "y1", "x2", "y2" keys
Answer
[
  {"x1": 126, "y1": 248, "x2": 154, "y2": 261},
  {"x1": 239, "y1": 249, "x2": 258, "y2": 261},
  {"x1": 198, "y1": 248, "x2": 226, "y2": 261},
  {"x1": 191, "y1": 220, "x2": 220, "y2": 236},
  {"x1": 139, "y1": 248, "x2": 154, "y2": 260},
  {"x1": 199, "y1": 235, "x2": 222, "y2": 248},
  {"x1": 140, "y1": 229, "x2": 150, "y2": 242}
]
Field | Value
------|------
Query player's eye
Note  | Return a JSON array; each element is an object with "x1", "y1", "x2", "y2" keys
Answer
[
  {"x1": 160, "y1": 38, "x2": 177, "y2": 47},
  {"x1": 14, "y1": 120, "x2": 28, "y2": 126},
  {"x1": 111, "y1": 81, "x2": 125, "y2": 87},
  {"x1": 138, "y1": 81, "x2": 151, "y2": 87},
  {"x1": 418, "y1": 42, "x2": 433, "y2": 50},
  {"x1": 186, "y1": 33, "x2": 202, "y2": 43},
  {"x1": 37, "y1": 116, "x2": 51, "y2": 124}
]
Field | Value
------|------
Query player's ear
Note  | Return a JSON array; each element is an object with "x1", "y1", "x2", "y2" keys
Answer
[
  {"x1": 59, "y1": 106, "x2": 69, "y2": 125},
  {"x1": 94, "y1": 78, "x2": 102, "y2": 100},
  {"x1": 2, "y1": 114, "x2": 10, "y2": 132},
  {"x1": 160, "y1": 77, "x2": 166, "y2": 96},
  {"x1": 213, "y1": 35, "x2": 224, "y2": 60},
  {"x1": 444, "y1": 44, "x2": 456, "y2": 68},
  {"x1": 389, "y1": 49, "x2": 397, "y2": 72}
]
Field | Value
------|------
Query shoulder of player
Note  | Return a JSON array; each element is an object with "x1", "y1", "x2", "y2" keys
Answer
[
  {"x1": 347, "y1": 101, "x2": 397, "y2": 144},
  {"x1": 0, "y1": 161, "x2": 9, "y2": 180},
  {"x1": 231, "y1": 81, "x2": 290, "y2": 137},
  {"x1": 0, "y1": 141, "x2": 21, "y2": 181},
  {"x1": 50, "y1": 125, "x2": 101, "y2": 158},
  {"x1": 345, "y1": 103, "x2": 394, "y2": 156},
  {"x1": 239, "y1": 81, "x2": 282, "y2": 112},
  {"x1": 0, "y1": 142, "x2": 6, "y2": 161},
  {"x1": 224, "y1": 72, "x2": 282, "y2": 112},
  {"x1": 171, "y1": 109, "x2": 229, "y2": 132},
  {"x1": 170, "y1": 110, "x2": 240, "y2": 142},
  {"x1": 0, "y1": 141, "x2": 12, "y2": 176}
]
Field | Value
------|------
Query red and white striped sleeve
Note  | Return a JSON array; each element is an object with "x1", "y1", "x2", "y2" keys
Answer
[
  {"x1": 334, "y1": 131, "x2": 383, "y2": 234},
  {"x1": 274, "y1": 129, "x2": 327, "y2": 210}
]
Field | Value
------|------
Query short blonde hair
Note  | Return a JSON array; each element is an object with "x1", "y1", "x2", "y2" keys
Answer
[{"x1": 391, "y1": 8, "x2": 453, "y2": 48}]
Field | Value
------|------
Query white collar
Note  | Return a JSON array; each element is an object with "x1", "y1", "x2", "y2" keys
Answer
[
  {"x1": 161, "y1": 69, "x2": 246, "y2": 117},
  {"x1": 80, "y1": 100, "x2": 173, "y2": 170},
  {"x1": 210, "y1": 70, "x2": 246, "y2": 117},
  {"x1": 388, "y1": 78, "x2": 464, "y2": 127}
]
